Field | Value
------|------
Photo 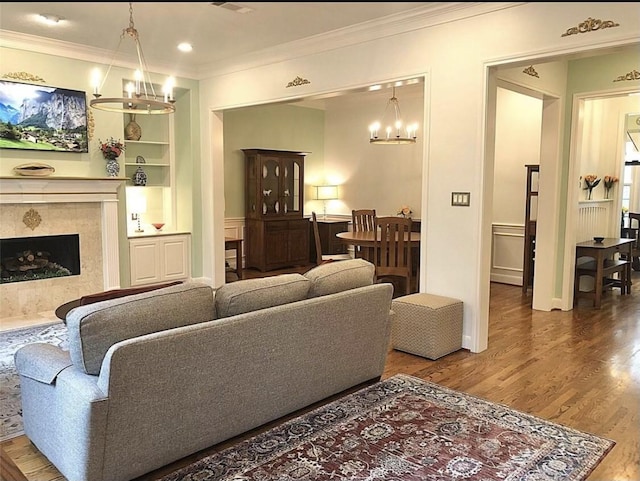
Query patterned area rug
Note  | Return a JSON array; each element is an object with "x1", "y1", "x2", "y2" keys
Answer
[
  {"x1": 0, "y1": 322, "x2": 68, "y2": 442},
  {"x1": 161, "y1": 374, "x2": 614, "y2": 481}
]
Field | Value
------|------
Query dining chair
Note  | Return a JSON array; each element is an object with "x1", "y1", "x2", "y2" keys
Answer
[
  {"x1": 373, "y1": 216, "x2": 413, "y2": 296},
  {"x1": 626, "y1": 212, "x2": 640, "y2": 271},
  {"x1": 311, "y1": 212, "x2": 351, "y2": 265},
  {"x1": 352, "y1": 209, "x2": 376, "y2": 260}
]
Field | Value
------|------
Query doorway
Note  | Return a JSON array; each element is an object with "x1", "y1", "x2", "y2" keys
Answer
[{"x1": 486, "y1": 45, "x2": 640, "y2": 315}]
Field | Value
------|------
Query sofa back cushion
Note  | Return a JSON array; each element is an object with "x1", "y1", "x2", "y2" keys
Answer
[
  {"x1": 304, "y1": 258, "x2": 375, "y2": 298},
  {"x1": 215, "y1": 273, "x2": 310, "y2": 318},
  {"x1": 66, "y1": 282, "x2": 215, "y2": 375}
]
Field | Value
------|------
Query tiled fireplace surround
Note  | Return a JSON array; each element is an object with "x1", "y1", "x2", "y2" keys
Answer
[{"x1": 0, "y1": 177, "x2": 123, "y2": 320}]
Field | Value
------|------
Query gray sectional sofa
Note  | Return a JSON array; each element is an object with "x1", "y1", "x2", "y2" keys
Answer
[{"x1": 15, "y1": 259, "x2": 394, "y2": 481}]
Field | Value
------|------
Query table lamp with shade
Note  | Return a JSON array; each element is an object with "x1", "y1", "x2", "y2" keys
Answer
[
  {"x1": 314, "y1": 185, "x2": 338, "y2": 219},
  {"x1": 129, "y1": 195, "x2": 147, "y2": 233}
]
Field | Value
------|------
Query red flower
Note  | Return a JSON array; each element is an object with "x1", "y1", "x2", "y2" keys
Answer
[{"x1": 99, "y1": 138, "x2": 125, "y2": 160}]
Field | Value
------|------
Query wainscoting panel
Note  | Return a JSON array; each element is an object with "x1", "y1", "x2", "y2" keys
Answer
[{"x1": 491, "y1": 223, "x2": 524, "y2": 286}]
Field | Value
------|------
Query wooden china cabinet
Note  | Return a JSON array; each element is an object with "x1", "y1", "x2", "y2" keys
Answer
[{"x1": 243, "y1": 149, "x2": 309, "y2": 271}]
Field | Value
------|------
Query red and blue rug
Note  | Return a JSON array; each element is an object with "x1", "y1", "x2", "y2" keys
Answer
[{"x1": 160, "y1": 374, "x2": 614, "y2": 481}]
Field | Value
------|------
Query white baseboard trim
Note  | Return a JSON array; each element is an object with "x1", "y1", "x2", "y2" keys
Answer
[{"x1": 490, "y1": 273, "x2": 522, "y2": 286}]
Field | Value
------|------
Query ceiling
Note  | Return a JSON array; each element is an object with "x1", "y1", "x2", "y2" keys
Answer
[{"x1": 0, "y1": 2, "x2": 443, "y2": 79}]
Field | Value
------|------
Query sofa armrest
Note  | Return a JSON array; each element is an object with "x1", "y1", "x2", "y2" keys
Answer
[{"x1": 15, "y1": 343, "x2": 72, "y2": 384}]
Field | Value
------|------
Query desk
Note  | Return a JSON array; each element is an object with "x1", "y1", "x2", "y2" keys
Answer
[
  {"x1": 225, "y1": 237, "x2": 243, "y2": 280},
  {"x1": 575, "y1": 237, "x2": 633, "y2": 308}
]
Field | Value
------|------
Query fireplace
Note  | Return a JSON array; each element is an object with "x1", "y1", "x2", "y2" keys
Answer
[
  {"x1": 1, "y1": 234, "x2": 81, "y2": 284},
  {"x1": 0, "y1": 177, "x2": 124, "y2": 319}
]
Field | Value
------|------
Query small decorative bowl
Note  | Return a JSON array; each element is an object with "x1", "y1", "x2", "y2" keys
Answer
[
  {"x1": 593, "y1": 236, "x2": 604, "y2": 243},
  {"x1": 152, "y1": 223, "x2": 165, "y2": 231}
]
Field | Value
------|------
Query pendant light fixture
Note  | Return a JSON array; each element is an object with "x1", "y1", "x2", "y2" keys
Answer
[
  {"x1": 368, "y1": 86, "x2": 417, "y2": 144},
  {"x1": 90, "y1": 3, "x2": 175, "y2": 115}
]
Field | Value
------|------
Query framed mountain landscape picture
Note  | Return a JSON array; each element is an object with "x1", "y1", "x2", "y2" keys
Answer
[{"x1": 0, "y1": 79, "x2": 89, "y2": 153}]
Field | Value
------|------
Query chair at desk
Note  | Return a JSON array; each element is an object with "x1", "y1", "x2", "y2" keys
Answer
[
  {"x1": 311, "y1": 212, "x2": 351, "y2": 265},
  {"x1": 373, "y1": 216, "x2": 412, "y2": 296},
  {"x1": 623, "y1": 212, "x2": 640, "y2": 271},
  {"x1": 352, "y1": 209, "x2": 376, "y2": 260}
]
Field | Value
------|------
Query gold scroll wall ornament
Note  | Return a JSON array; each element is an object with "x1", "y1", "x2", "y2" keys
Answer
[
  {"x1": 23, "y1": 208, "x2": 42, "y2": 231},
  {"x1": 2, "y1": 72, "x2": 46, "y2": 83},
  {"x1": 286, "y1": 76, "x2": 311, "y2": 88},
  {"x1": 87, "y1": 109, "x2": 95, "y2": 140},
  {"x1": 613, "y1": 69, "x2": 640, "y2": 82},
  {"x1": 523, "y1": 66, "x2": 539, "y2": 78},
  {"x1": 561, "y1": 17, "x2": 620, "y2": 37}
]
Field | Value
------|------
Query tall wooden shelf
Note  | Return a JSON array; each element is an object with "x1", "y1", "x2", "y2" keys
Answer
[{"x1": 522, "y1": 164, "x2": 539, "y2": 294}]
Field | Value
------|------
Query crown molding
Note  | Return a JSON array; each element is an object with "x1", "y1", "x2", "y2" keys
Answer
[
  {"x1": 0, "y1": 30, "x2": 199, "y2": 81},
  {"x1": 1, "y1": 3, "x2": 520, "y2": 82},
  {"x1": 196, "y1": 2, "x2": 523, "y2": 79}
]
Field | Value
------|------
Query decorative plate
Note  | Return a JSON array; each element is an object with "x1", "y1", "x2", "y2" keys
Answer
[{"x1": 13, "y1": 163, "x2": 55, "y2": 177}]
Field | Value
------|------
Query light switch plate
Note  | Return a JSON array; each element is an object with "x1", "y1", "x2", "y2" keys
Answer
[{"x1": 451, "y1": 192, "x2": 470, "y2": 206}]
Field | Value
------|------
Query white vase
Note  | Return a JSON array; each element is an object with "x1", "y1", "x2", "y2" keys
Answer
[{"x1": 105, "y1": 158, "x2": 120, "y2": 177}]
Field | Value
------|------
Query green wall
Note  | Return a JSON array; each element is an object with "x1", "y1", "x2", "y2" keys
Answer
[
  {"x1": 0, "y1": 46, "x2": 200, "y2": 284},
  {"x1": 555, "y1": 47, "x2": 640, "y2": 297},
  {"x1": 223, "y1": 104, "x2": 325, "y2": 218}
]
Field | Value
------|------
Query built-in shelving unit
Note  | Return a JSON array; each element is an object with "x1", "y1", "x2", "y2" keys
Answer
[{"x1": 123, "y1": 113, "x2": 176, "y2": 236}]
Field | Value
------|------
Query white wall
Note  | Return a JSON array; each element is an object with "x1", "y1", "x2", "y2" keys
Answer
[
  {"x1": 322, "y1": 84, "x2": 424, "y2": 218},
  {"x1": 493, "y1": 88, "x2": 543, "y2": 225},
  {"x1": 491, "y1": 87, "x2": 542, "y2": 285},
  {"x1": 197, "y1": 3, "x2": 640, "y2": 352}
]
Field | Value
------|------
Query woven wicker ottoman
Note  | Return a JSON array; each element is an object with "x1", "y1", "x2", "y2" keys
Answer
[{"x1": 391, "y1": 293, "x2": 463, "y2": 360}]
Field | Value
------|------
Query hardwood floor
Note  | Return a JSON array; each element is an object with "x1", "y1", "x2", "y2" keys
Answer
[{"x1": 2, "y1": 270, "x2": 639, "y2": 481}]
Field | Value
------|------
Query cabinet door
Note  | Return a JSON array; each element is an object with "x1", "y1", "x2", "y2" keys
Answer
[
  {"x1": 161, "y1": 236, "x2": 191, "y2": 280},
  {"x1": 288, "y1": 219, "x2": 310, "y2": 264},
  {"x1": 280, "y1": 157, "x2": 304, "y2": 217},
  {"x1": 264, "y1": 221, "x2": 290, "y2": 266},
  {"x1": 129, "y1": 234, "x2": 191, "y2": 286},
  {"x1": 261, "y1": 156, "x2": 282, "y2": 217},
  {"x1": 130, "y1": 239, "x2": 162, "y2": 286}
]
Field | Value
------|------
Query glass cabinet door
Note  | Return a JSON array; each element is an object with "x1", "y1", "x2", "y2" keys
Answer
[
  {"x1": 261, "y1": 157, "x2": 281, "y2": 215},
  {"x1": 280, "y1": 157, "x2": 303, "y2": 216}
]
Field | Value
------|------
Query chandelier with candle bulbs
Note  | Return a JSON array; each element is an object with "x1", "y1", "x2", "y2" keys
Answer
[
  {"x1": 368, "y1": 86, "x2": 417, "y2": 144},
  {"x1": 90, "y1": 3, "x2": 175, "y2": 115}
]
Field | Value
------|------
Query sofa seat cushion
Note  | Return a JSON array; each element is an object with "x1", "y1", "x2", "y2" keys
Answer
[
  {"x1": 305, "y1": 258, "x2": 375, "y2": 298},
  {"x1": 215, "y1": 273, "x2": 310, "y2": 318},
  {"x1": 66, "y1": 282, "x2": 215, "y2": 375}
]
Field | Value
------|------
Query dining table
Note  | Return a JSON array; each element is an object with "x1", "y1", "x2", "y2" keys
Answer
[
  {"x1": 336, "y1": 230, "x2": 421, "y2": 248},
  {"x1": 574, "y1": 237, "x2": 634, "y2": 308},
  {"x1": 336, "y1": 230, "x2": 421, "y2": 291}
]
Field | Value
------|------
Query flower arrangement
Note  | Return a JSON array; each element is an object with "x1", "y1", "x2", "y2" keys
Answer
[
  {"x1": 582, "y1": 174, "x2": 600, "y2": 200},
  {"x1": 99, "y1": 137, "x2": 125, "y2": 160},
  {"x1": 397, "y1": 205, "x2": 413, "y2": 218},
  {"x1": 603, "y1": 175, "x2": 618, "y2": 199}
]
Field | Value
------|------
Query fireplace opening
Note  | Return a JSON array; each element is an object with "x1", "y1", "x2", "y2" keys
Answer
[{"x1": 0, "y1": 234, "x2": 80, "y2": 284}]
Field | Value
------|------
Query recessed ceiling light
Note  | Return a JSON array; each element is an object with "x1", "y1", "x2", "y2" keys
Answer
[
  {"x1": 37, "y1": 14, "x2": 63, "y2": 26},
  {"x1": 177, "y1": 43, "x2": 193, "y2": 53}
]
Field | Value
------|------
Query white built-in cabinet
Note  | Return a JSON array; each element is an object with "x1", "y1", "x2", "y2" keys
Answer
[
  {"x1": 122, "y1": 106, "x2": 192, "y2": 287},
  {"x1": 129, "y1": 233, "x2": 191, "y2": 286}
]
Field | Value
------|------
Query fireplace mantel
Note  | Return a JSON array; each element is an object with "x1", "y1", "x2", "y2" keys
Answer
[
  {"x1": 0, "y1": 176, "x2": 125, "y2": 203},
  {"x1": 0, "y1": 176, "x2": 126, "y2": 297}
]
